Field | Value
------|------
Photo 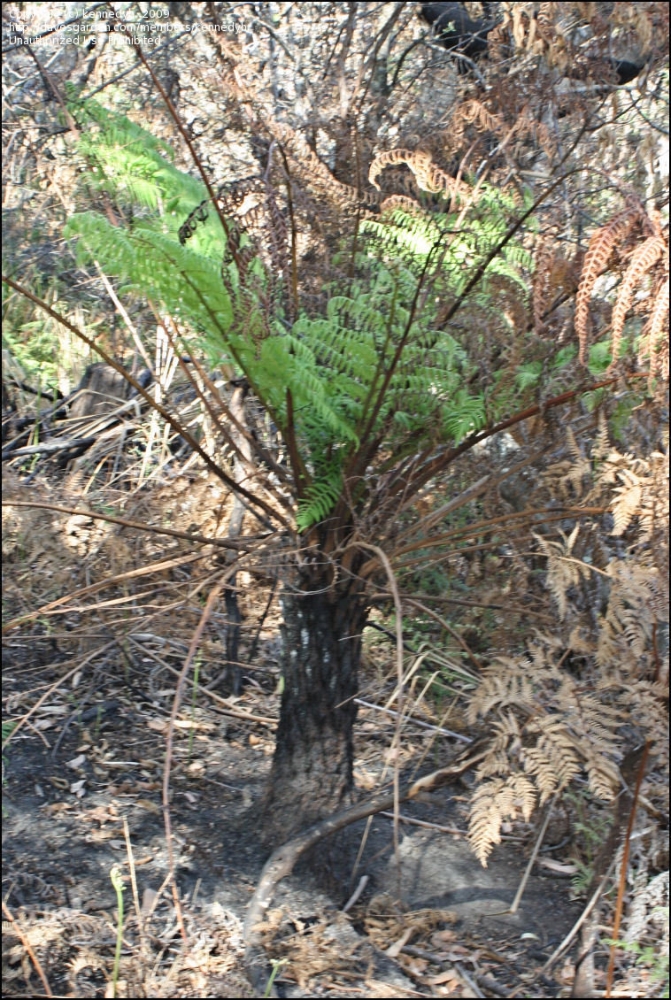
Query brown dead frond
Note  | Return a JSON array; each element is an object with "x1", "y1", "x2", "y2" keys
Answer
[
  {"x1": 611, "y1": 235, "x2": 666, "y2": 361},
  {"x1": 575, "y1": 206, "x2": 641, "y2": 363},
  {"x1": 369, "y1": 148, "x2": 471, "y2": 202},
  {"x1": 465, "y1": 420, "x2": 668, "y2": 866},
  {"x1": 575, "y1": 204, "x2": 668, "y2": 366}
]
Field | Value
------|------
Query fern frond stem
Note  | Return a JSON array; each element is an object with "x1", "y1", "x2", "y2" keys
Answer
[
  {"x1": 392, "y1": 514, "x2": 611, "y2": 573},
  {"x1": 369, "y1": 590, "x2": 554, "y2": 622},
  {"x1": 392, "y1": 454, "x2": 541, "y2": 539},
  {"x1": 3, "y1": 551, "x2": 207, "y2": 633},
  {"x1": 158, "y1": 316, "x2": 290, "y2": 493},
  {"x1": 371, "y1": 372, "x2": 649, "y2": 514},
  {"x1": 347, "y1": 246, "x2": 438, "y2": 490},
  {"x1": 2, "y1": 275, "x2": 289, "y2": 528},
  {"x1": 437, "y1": 169, "x2": 583, "y2": 333},
  {"x1": 327, "y1": 429, "x2": 387, "y2": 544},
  {"x1": 124, "y1": 230, "x2": 264, "y2": 405},
  {"x1": 1, "y1": 499, "x2": 262, "y2": 553},
  {"x1": 156, "y1": 313, "x2": 254, "y2": 471},
  {"x1": 113, "y1": 20, "x2": 243, "y2": 272},
  {"x1": 391, "y1": 507, "x2": 609, "y2": 560},
  {"x1": 173, "y1": 264, "x2": 286, "y2": 437},
  {"x1": 355, "y1": 269, "x2": 400, "y2": 437},
  {"x1": 394, "y1": 535, "x2": 541, "y2": 572},
  {"x1": 284, "y1": 388, "x2": 310, "y2": 498},
  {"x1": 196, "y1": 365, "x2": 291, "y2": 487},
  {"x1": 276, "y1": 144, "x2": 299, "y2": 320},
  {"x1": 605, "y1": 743, "x2": 651, "y2": 998},
  {"x1": 403, "y1": 599, "x2": 485, "y2": 675}
]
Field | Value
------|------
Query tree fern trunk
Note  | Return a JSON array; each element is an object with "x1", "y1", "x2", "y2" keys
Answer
[{"x1": 260, "y1": 571, "x2": 367, "y2": 844}]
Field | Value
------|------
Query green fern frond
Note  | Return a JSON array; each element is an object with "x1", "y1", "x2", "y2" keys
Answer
[
  {"x1": 63, "y1": 100, "x2": 554, "y2": 536},
  {"x1": 296, "y1": 473, "x2": 343, "y2": 530},
  {"x1": 443, "y1": 390, "x2": 487, "y2": 443}
]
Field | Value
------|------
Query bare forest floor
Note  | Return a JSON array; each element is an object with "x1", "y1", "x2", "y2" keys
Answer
[{"x1": 0, "y1": 466, "x2": 641, "y2": 998}]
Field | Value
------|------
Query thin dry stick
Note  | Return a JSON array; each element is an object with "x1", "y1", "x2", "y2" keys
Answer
[
  {"x1": 123, "y1": 817, "x2": 148, "y2": 961},
  {"x1": 407, "y1": 696, "x2": 474, "y2": 787},
  {"x1": 403, "y1": 598, "x2": 484, "y2": 675},
  {"x1": 541, "y1": 860, "x2": 617, "y2": 974},
  {"x1": 391, "y1": 505, "x2": 610, "y2": 560},
  {"x1": 355, "y1": 696, "x2": 470, "y2": 742},
  {"x1": 2, "y1": 551, "x2": 206, "y2": 632},
  {"x1": 128, "y1": 639, "x2": 276, "y2": 725},
  {"x1": 1, "y1": 500, "x2": 260, "y2": 552},
  {"x1": 346, "y1": 541, "x2": 404, "y2": 858},
  {"x1": 2, "y1": 900, "x2": 53, "y2": 997},
  {"x1": 372, "y1": 590, "x2": 554, "y2": 622},
  {"x1": 94, "y1": 262, "x2": 154, "y2": 372},
  {"x1": 1, "y1": 640, "x2": 118, "y2": 750},
  {"x1": 1, "y1": 276, "x2": 288, "y2": 528},
  {"x1": 382, "y1": 649, "x2": 431, "y2": 711},
  {"x1": 509, "y1": 797, "x2": 554, "y2": 915},
  {"x1": 161, "y1": 568, "x2": 239, "y2": 943},
  {"x1": 57, "y1": 587, "x2": 167, "y2": 616},
  {"x1": 161, "y1": 316, "x2": 289, "y2": 495},
  {"x1": 487, "y1": 796, "x2": 556, "y2": 916},
  {"x1": 342, "y1": 875, "x2": 369, "y2": 914},
  {"x1": 379, "y1": 811, "x2": 468, "y2": 837},
  {"x1": 605, "y1": 742, "x2": 651, "y2": 998}
]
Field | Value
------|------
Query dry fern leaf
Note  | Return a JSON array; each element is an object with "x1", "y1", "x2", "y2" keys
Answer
[
  {"x1": 466, "y1": 659, "x2": 536, "y2": 722},
  {"x1": 369, "y1": 149, "x2": 470, "y2": 201},
  {"x1": 575, "y1": 207, "x2": 639, "y2": 363},
  {"x1": 523, "y1": 717, "x2": 582, "y2": 801},
  {"x1": 583, "y1": 744, "x2": 620, "y2": 800},
  {"x1": 450, "y1": 98, "x2": 501, "y2": 137},
  {"x1": 532, "y1": 236, "x2": 554, "y2": 332},
  {"x1": 641, "y1": 276, "x2": 670, "y2": 379},
  {"x1": 611, "y1": 468, "x2": 643, "y2": 535},
  {"x1": 379, "y1": 194, "x2": 426, "y2": 216},
  {"x1": 543, "y1": 428, "x2": 591, "y2": 499},
  {"x1": 611, "y1": 235, "x2": 666, "y2": 362},
  {"x1": 534, "y1": 525, "x2": 589, "y2": 620},
  {"x1": 477, "y1": 713, "x2": 523, "y2": 777},
  {"x1": 469, "y1": 774, "x2": 536, "y2": 866}
]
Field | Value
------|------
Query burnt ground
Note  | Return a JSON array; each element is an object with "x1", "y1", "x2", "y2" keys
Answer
[
  {"x1": 2, "y1": 475, "x2": 601, "y2": 998},
  {"x1": 2, "y1": 635, "x2": 585, "y2": 999}
]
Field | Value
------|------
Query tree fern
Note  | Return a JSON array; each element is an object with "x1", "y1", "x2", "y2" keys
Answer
[{"x1": 63, "y1": 100, "x2": 543, "y2": 529}]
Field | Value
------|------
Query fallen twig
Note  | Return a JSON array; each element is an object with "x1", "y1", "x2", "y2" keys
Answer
[
  {"x1": 243, "y1": 742, "x2": 487, "y2": 996},
  {"x1": 3, "y1": 435, "x2": 98, "y2": 458}
]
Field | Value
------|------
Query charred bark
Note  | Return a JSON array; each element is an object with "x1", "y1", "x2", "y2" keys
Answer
[{"x1": 260, "y1": 572, "x2": 368, "y2": 844}]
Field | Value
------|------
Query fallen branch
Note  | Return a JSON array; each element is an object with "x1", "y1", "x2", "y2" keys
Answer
[
  {"x1": 1, "y1": 499, "x2": 263, "y2": 552},
  {"x1": 243, "y1": 742, "x2": 487, "y2": 996},
  {"x1": 2, "y1": 435, "x2": 97, "y2": 458}
]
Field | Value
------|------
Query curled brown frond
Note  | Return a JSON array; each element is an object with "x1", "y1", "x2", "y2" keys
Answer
[
  {"x1": 379, "y1": 194, "x2": 426, "y2": 216},
  {"x1": 368, "y1": 148, "x2": 470, "y2": 201},
  {"x1": 611, "y1": 235, "x2": 666, "y2": 362},
  {"x1": 575, "y1": 207, "x2": 640, "y2": 363},
  {"x1": 641, "y1": 275, "x2": 670, "y2": 381}
]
